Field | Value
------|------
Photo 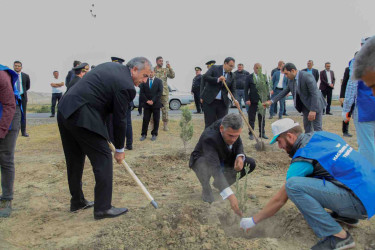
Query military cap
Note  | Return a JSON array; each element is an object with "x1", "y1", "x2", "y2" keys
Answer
[
  {"x1": 73, "y1": 63, "x2": 89, "y2": 73},
  {"x1": 205, "y1": 60, "x2": 216, "y2": 66},
  {"x1": 195, "y1": 67, "x2": 202, "y2": 71},
  {"x1": 111, "y1": 57, "x2": 125, "y2": 64}
]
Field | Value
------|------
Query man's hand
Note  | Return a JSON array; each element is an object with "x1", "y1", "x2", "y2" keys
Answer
[
  {"x1": 218, "y1": 76, "x2": 226, "y2": 83},
  {"x1": 339, "y1": 98, "x2": 344, "y2": 105},
  {"x1": 234, "y1": 156, "x2": 244, "y2": 171},
  {"x1": 233, "y1": 100, "x2": 240, "y2": 109},
  {"x1": 114, "y1": 152, "x2": 125, "y2": 164},
  {"x1": 200, "y1": 98, "x2": 203, "y2": 104},
  {"x1": 262, "y1": 100, "x2": 272, "y2": 108},
  {"x1": 227, "y1": 194, "x2": 243, "y2": 217},
  {"x1": 246, "y1": 100, "x2": 251, "y2": 106},
  {"x1": 329, "y1": 83, "x2": 334, "y2": 88},
  {"x1": 147, "y1": 100, "x2": 153, "y2": 105},
  {"x1": 240, "y1": 217, "x2": 256, "y2": 232},
  {"x1": 342, "y1": 111, "x2": 350, "y2": 123},
  {"x1": 270, "y1": 90, "x2": 274, "y2": 95},
  {"x1": 308, "y1": 111, "x2": 316, "y2": 121},
  {"x1": 166, "y1": 63, "x2": 171, "y2": 69}
]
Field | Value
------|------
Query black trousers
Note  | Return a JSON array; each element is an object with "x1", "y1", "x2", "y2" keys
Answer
[
  {"x1": 51, "y1": 93, "x2": 62, "y2": 115},
  {"x1": 193, "y1": 92, "x2": 202, "y2": 113},
  {"x1": 248, "y1": 103, "x2": 265, "y2": 135},
  {"x1": 141, "y1": 106, "x2": 160, "y2": 136},
  {"x1": 57, "y1": 112, "x2": 113, "y2": 212},
  {"x1": 203, "y1": 100, "x2": 228, "y2": 128},
  {"x1": 106, "y1": 108, "x2": 133, "y2": 148},
  {"x1": 342, "y1": 104, "x2": 355, "y2": 134},
  {"x1": 321, "y1": 88, "x2": 333, "y2": 113},
  {"x1": 192, "y1": 156, "x2": 256, "y2": 193},
  {"x1": 20, "y1": 96, "x2": 27, "y2": 134}
]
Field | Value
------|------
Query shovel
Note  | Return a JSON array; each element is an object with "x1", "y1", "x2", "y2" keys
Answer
[
  {"x1": 222, "y1": 80, "x2": 266, "y2": 151},
  {"x1": 108, "y1": 142, "x2": 159, "y2": 209}
]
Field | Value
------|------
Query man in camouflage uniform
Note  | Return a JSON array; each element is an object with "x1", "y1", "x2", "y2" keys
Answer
[{"x1": 154, "y1": 56, "x2": 175, "y2": 131}]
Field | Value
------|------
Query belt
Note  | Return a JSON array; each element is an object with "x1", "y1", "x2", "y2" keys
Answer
[{"x1": 276, "y1": 87, "x2": 283, "y2": 90}]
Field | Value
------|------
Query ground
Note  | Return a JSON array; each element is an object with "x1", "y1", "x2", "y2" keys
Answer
[{"x1": 0, "y1": 113, "x2": 374, "y2": 249}]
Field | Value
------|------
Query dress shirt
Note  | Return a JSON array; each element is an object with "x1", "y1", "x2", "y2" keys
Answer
[
  {"x1": 17, "y1": 73, "x2": 24, "y2": 95},
  {"x1": 51, "y1": 77, "x2": 63, "y2": 94},
  {"x1": 215, "y1": 70, "x2": 228, "y2": 100},
  {"x1": 277, "y1": 73, "x2": 285, "y2": 88},
  {"x1": 326, "y1": 70, "x2": 332, "y2": 84}
]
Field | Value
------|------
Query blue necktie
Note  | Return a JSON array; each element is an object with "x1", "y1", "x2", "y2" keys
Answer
[
  {"x1": 149, "y1": 79, "x2": 153, "y2": 88},
  {"x1": 16, "y1": 74, "x2": 21, "y2": 92}
]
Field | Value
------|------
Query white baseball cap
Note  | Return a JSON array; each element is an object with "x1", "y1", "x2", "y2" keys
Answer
[{"x1": 270, "y1": 118, "x2": 300, "y2": 144}]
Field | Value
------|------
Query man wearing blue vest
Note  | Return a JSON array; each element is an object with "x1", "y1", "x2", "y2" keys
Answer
[
  {"x1": 240, "y1": 118, "x2": 375, "y2": 250},
  {"x1": 0, "y1": 64, "x2": 23, "y2": 217}
]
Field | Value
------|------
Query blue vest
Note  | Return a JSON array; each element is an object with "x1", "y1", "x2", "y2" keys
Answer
[
  {"x1": 357, "y1": 80, "x2": 375, "y2": 122},
  {"x1": 0, "y1": 64, "x2": 23, "y2": 129},
  {"x1": 293, "y1": 131, "x2": 375, "y2": 218}
]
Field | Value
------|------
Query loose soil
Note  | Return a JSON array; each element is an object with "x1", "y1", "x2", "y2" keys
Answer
[{"x1": 0, "y1": 115, "x2": 374, "y2": 249}]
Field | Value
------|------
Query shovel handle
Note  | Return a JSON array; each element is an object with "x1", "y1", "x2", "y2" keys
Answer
[{"x1": 222, "y1": 80, "x2": 261, "y2": 143}]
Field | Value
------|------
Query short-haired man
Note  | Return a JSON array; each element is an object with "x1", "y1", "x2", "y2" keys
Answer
[
  {"x1": 0, "y1": 65, "x2": 23, "y2": 217},
  {"x1": 154, "y1": 56, "x2": 175, "y2": 131},
  {"x1": 200, "y1": 60, "x2": 216, "y2": 105},
  {"x1": 189, "y1": 113, "x2": 256, "y2": 216},
  {"x1": 320, "y1": 62, "x2": 336, "y2": 115},
  {"x1": 270, "y1": 61, "x2": 288, "y2": 119},
  {"x1": 264, "y1": 63, "x2": 326, "y2": 133},
  {"x1": 270, "y1": 60, "x2": 287, "y2": 117},
  {"x1": 234, "y1": 63, "x2": 250, "y2": 112},
  {"x1": 302, "y1": 60, "x2": 320, "y2": 82},
  {"x1": 13, "y1": 61, "x2": 30, "y2": 137},
  {"x1": 201, "y1": 57, "x2": 236, "y2": 128},
  {"x1": 50, "y1": 71, "x2": 64, "y2": 118},
  {"x1": 240, "y1": 118, "x2": 375, "y2": 249},
  {"x1": 65, "y1": 60, "x2": 81, "y2": 87},
  {"x1": 57, "y1": 57, "x2": 151, "y2": 219},
  {"x1": 66, "y1": 63, "x2": 89, "y2": 91},
  {"x1": 191, "y1": 67, "x2": 203, "y2": 114}
]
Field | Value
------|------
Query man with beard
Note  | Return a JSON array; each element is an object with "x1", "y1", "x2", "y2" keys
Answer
[
  {"x1": 240, "y1": 118, "x2": 375, "y2": 250},
  {"x1": 57, "y1": 57, "x2": 151, "y2": 219}
]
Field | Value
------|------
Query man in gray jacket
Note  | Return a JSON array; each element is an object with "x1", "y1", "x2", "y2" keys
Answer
[{"x1": 263, "y1": 63, "x2": 326, "y2": 133}]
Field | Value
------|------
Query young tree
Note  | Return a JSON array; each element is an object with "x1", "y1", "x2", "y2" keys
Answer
[{"x1": 179, "y1": 106, "x2": 193, "y2": 153}]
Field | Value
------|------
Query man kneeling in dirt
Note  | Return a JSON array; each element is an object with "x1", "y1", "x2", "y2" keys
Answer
[
  {"x1": 240, "y1": 118, "x2": 375, "y2": 250},
  {"x1": 189, "y1": 113, "x2": 256, "y2": 216}
]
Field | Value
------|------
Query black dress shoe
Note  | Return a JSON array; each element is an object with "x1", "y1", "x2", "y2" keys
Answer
[
  {"x1": 326, "y1": 112, "x2": 333, "y2": 115},
  {"x1": 50, "y1": 115, "x2": 55, "y2": 118},
  {"x1": 70, "y1": 200, "x2": 94, "y2": 212},
  {"x1": 343, "y1": 133, "x2": 353, "y2": 137},
  {"x1": 125, "y1": 145, "x2": 133, "y2": 150},
  {"x1": 22, "y1": 133, "x2": 29, "y2": 137},
  {"x1": 260, "y1": 134, "x2": 269, "y2": 139},
  {"x1": 94, "y1": 206, "x2": 128, "y2": 220},
  {"x1": 151, "y1": 135, "x2": 157, "y2": 141},
  {"x1": 140, "y1": 135, "x2": 146, "y2": 141}
]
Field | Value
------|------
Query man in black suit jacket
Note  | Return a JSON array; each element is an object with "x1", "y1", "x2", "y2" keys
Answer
[
  {"x1": 244, "y1": 63, "x2": 270, "y2": 140},
  {"x1": 65, "y1": 60, "x2": 81, "y2": 87},
  {"x1": 57, "y1": 57, "x2": 152, "y2": 219},
  {"x1": 66, "y1": 63, "x2": 89, "y2": 91},
  {"x1": 191, "y1": 67, "x2": 203, "y2": 114},
  {"x1": 302, "y1": 60, "x2": 320, "y2": 83},
  {"x1": 201, "y1": 57, "x2": 236, "y2": 128},
  {"x1": 319, "y1": 62, "x2": 336, "y2": 115},
  {"x1": 139, "y1": 70, "x2": 163, "y2": 141},
  {"x1": 189, "y1": 114, "x2": 256, "y2": 216},
  {"x1": 13, "y1": 61, "x2": 30, "y2": 137}
]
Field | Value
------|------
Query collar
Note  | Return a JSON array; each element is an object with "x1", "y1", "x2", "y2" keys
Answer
[{"x1": 295, "y1": 70, "x2": 300, "y2": 81}]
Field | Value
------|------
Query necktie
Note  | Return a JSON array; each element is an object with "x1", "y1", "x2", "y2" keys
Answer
[
  {"x1": 16, "y1": 74, "x2": 21, "y2": 92},
  {"x1": 149, "y1": 79, "x2": 153, "y2": 88}
]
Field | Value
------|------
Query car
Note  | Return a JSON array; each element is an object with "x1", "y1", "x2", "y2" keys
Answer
[{"x1": 133, "y1": 84, "x2": 194, "y2": 110}]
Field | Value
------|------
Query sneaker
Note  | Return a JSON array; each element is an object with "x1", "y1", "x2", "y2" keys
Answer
[
  {"x1": 0, "y1": 200, "x2": 12, "y2": 218},
  {"x1": 311, "y1": 231, "x2": 355, "y2": 250},
  {"x1": 268, "y1": 115, "x2": 274, "y2": 119},
  {"x1": 140, "y1": 135, "x2": 146, "y2": 141},
  {"x1": 330, "y1": 212, "x2": 359, "y2": 227},
  {"x1": 151, "y1": 135, "x2": 157, "y2": 141},
  {"x1": 249, "y1": 134, "x2": 254, "y2": 140}
]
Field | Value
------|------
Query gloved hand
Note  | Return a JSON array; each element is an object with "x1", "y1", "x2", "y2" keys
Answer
[
  {"x1": 240, "y1": 217, "x2": 256, "y2": 232},
  {"x1": 342, "y1": 111, "x2": 350, "y2": 123}
]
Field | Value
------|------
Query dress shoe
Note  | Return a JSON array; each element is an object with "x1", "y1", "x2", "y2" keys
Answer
[
  {"x1": 151, "y1": 135, "x2": 157, "y2": 141},
  {"x1": 94, "y1": 206, "x2": 128, "y2": 220},
  {"x1": 260, "y1": 134, "x2": 269, "y2": 139},
  {"x1": 140, "y1": 135, "x2": 146, "y2": 141},
  {"x1": 193, "y1": 111, "x2": 201, "y2": 114},
  {"x1": 268, "y1": 115, "x2": 273, "y2": 119},
  {"x1": 49, "y1": 115, "x2": 55, "y2": 118},
  {"x1": 343, "y1": 133, "x2": 353, "y2": 137},
  {"x1": 283, "y1": 113, "x2": 288, "y2": 116},
  {"x1": 326, "y1": 112, "x2": 333, "y2": 115},
  {"x1": 0, "y1": 200, "x2": 12, "y2": 218},
  {"x1": 22, "y1": 133, "x2": 29, "y2": 137},
  {"x1": 70, "y1": 199, "x2": 94, "y2": 212},
  {"x1": 249, "y1": 134, "x2": 254, "y2": 140},
  {"x1": 202, "y1": 189, "x2": 214, "y2": 204},
  {"x1": 125, "y1": 145, "x2": 133, "y2": 150}
]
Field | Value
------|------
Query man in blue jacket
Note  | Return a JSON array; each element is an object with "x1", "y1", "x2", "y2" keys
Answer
[
  {"x1": 270, "y1": 62, "x2": 288, "y2": 119},
  {"x1": 240, "y1": 118, "x2": 375, "y2": 250}
]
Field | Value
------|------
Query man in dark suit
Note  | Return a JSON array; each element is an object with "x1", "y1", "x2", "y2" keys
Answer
[
  {"x1": 65, "y1": 60, "x2": 81, "y2": 87},
  {"x1": 13, "y1": 61, "x2": 30, "y2": 137},
  {"x1": 200, "y1": 60, "x2": 216, "y2": 105},
  {"x1": 270, "y1": 64, "x2": 288, "y2": 119},
  {"x1": 340, "y1": 66, "x2": 353, "y2": 137},
  {"x1": 201, "y1": 57, "x2": 236, "y2": 128},
  {"x1": 139, "y1": 70, "x2": 163, "y2": 141},
  {"x1": 191, "y1": 67, "x2": 203, "y2": 114},
  {"x1": 66, "y1": 63, "x2": 89, "y2": 91},
  {"x1": 189, "y1": 113, "x2": 256, "y2": 216},
  {"x1": 264, "y1": 63, "x2": 326, "y2": 133},
  {"x1": 57, "y1": 57, "x2": 151, "y2": 220},
  {"x1": 319, "y1": 62, "x2": 336, "y2": 115},
  {"x1": 302, "y1": 60, "x2": 320, "y2": 83},
  {"x1": 244, "y1": 63, "x2": 270, "y2": 140}
]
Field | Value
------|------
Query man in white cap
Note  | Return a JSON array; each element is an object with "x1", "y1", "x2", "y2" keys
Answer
[{"x1": 240, "y1": 118, "x2": 375, "y2": 250}]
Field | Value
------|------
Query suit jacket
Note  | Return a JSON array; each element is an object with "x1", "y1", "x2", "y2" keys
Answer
[
  {"x1": 201, "y1": 65, "x2": 236, "y2": 107},
  {"x1": 271, "y1": 71, "x2": 288, "y2": 91},
  {"x1": 20, "y1": 72, "x2": 30, "y2": 101},
  {"x1": 189, "y1": 119, "x2": 244, "y2": 191},
  {"x1": 65, "y1": 70, "x2": 75, "y2": 87},
  {"x1": 340, "y1": 67, "x2": 350, "y2": 98},
  {"x1": 244, "y1": 73, "x2": 270, "y2": 104},
  {"x1": 319, "y1": 70, "x2": 336, "y2": 91},
  {"x1": 302, "y1": 68, "x2": 319, "y2": 82},
  {"x1": 139, "y1": 77, "x2": 163, "y2": 109},
  {"x1": 272, "y1": 71, "x2": 326, "y2": 113},
  {"x1": 58, "y1": 62, "x2": 136, "y2": 149},
  {"x1": 66, "y1": 75, "x2": 81, "y2": 91},
  {"x1": 191, "y1": 74, "x2": 202, "y2": 94}
]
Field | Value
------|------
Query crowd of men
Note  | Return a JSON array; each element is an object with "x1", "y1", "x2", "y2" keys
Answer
[{"x1": 1, "y1": 36, "x2": 375, "y2": 249}]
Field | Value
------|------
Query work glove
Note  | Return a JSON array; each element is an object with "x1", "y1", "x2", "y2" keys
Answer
[
  {"x1": 240, "y1": 217, "x2": 256, "y2": 232},
  {"x1": 342, "y1": 111, "x2": 350, "y2": 123}
]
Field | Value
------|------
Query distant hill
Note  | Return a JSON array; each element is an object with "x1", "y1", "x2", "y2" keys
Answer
[{"x1": 27, "y1": 91, "x2": 52, "y2": 104}]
